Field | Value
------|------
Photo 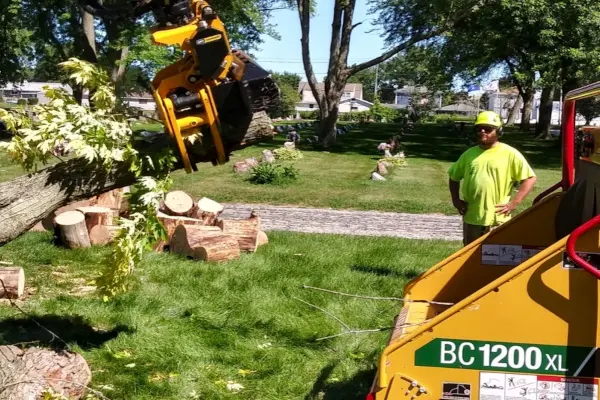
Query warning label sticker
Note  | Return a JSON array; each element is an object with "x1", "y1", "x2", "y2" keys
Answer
[
  {"x1": 481, "y1": 245, "x2": 545, "y2": 266},
  {"x1": 443, "y1": 382, "x2": 472, "y2": 400},
  {"x1": 479, "y1": 373, "x2": 598, "y2": 400}
]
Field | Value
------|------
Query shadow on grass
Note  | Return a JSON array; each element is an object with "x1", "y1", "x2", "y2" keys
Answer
[
  {"x1": 350, "y1": 265, "x2": 420, "y2": 280},
  {"x1": 0, "y1": 314, "x2": 134, "y2": 350},
  {"x1": 291, "y1": 122, "x2": 562, "y2": 170},
  {"x1": 304, "y1": 361, "x2": 376, "y2": 400}
]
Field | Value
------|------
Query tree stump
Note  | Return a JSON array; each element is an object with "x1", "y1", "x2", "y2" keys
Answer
[
  {"x1": 170, "y1": 225, "x2": 239, "y2": 261},
  {"x1": 163, "y1": 190, "x2": 195, "y2": 216},
  {"x1": 216, "y1": 214, "x2": 261, "y2": 252},
  {"x1": 54, "y1": 211, "x2": 91, "y2": 249},
  {"x1": 192, "y1": 197, "x2": 224, "y2": 225},
  {"x1": 0, "y1": 345, "x2": 91, "y2": 399},
  {"x1": 0, "y1": 267, "x2": 25, "y2": 299}
]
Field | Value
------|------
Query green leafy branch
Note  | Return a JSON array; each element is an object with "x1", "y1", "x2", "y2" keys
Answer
[{"x1": 0, "y1": 58, "x2": 175, "y2": 299}]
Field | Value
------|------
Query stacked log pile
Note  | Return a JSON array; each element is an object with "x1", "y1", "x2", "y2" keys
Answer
[
  {"x1": 43, "y1": 187, "x2": 267, "y2": 263},
  {"x1": 157, "y1": 191, "x2": 267, "y2": 262}
]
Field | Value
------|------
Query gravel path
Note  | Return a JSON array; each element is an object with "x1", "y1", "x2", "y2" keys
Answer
[{"x1": 220, "y1": 203, "x2": 462, "y2": 241}]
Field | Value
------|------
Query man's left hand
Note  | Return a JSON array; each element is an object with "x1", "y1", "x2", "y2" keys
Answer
[{"x1": 496, "y1": 200, "x2": 518, "y2": 216}]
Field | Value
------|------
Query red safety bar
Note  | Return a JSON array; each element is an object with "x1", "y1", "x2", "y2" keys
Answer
[{"x1": 566, "y1": 214, "x2": 600, "y2": 280}]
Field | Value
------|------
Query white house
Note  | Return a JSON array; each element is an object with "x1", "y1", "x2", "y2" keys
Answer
[
  {"x1": 296, "y1": 82, "x2": 372, "y2": 113},
  {"x1": 393, "y1": 85, "x2": 443, "y2": 108}
]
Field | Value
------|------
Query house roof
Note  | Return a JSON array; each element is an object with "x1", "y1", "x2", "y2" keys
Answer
[
  {"x1": 298, "y1": 82, "x2": 363, "y2": 99},
  {"x1": 437, "y1": 102, "x2": 479, "y2": 112},
  {"x1": 339, "y1": 97, "x2": 372, "y2": 106}
]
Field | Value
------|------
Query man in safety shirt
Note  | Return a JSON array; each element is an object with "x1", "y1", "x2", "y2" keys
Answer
[{"x1": 448, "y1": 110, "x2": 537, "y2": 245}]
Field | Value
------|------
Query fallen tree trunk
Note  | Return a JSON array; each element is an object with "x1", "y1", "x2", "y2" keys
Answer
[
  {"x1": 0, "y1": 111, "x2": 274, "y2": 245},
  {"x1": 0, "y1": 345, "x2": 92, "y2": 399}
]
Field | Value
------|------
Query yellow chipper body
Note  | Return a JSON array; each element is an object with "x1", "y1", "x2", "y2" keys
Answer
[{"x1": 368, "y1": 83, "x2": 600, "y2": 400}]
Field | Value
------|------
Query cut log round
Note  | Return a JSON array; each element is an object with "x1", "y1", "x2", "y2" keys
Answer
[
  {"x1": 0, "y1": 345, "x2": 91, "y2": 399},
  {"x1": 169, "y1": 225, "x2": 224, "y2": 256},
  {"x1": 216, "y1": 214, "x2": 261, "y2": 252},
  {"x1": 154, "y1": 212, "x2": 220, "y2": 252},
  {"x1": 163, "y1": 190, "x2": 195, "y2": 216},
  {"x1": 257, "y1": 231, "x2": 268, "y2": 247},
  {"x1": 0, "y1": 267, "x2": 24, "y2": 299},
  {"x1": 95, "y1": 187, "x2": 124, "y2": 210},
  {"x1": 192, "y1": 197, "x2": 224, "y2": 226},
  {"x1": 195, "y1": 235, "x2": 241, "y2": 262},
  {"x1": 76, "y1": 206, "x2": 113, "y2": 229},
  {"x1": 75, "y1": 206, "x2": 113, "y2": 246},
  {"x1": 54, "y1": 211, "x2": 91, "y2": 249},
  {"x1": 88, "y1": 225, "x2": 111, "y2": 246}
]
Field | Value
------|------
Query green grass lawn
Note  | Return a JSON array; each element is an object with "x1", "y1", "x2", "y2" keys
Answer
[
  {"x1": 171, "y1": 122, "x2": 562, "y2": 215},
  {"x1": 0, "y1": 231, "x2": 460, "y2": 399},
  {"x1": 0, "y1": 121, "x2": 562, "y2": 216}
]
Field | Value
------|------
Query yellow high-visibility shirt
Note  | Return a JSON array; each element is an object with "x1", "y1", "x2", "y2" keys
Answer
[{"x1": 448, "y1": 143, "x2": 536, "y2": 226}]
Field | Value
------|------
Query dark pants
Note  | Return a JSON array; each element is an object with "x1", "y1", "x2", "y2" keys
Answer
[{"x1": 463, "y1": 223, "x2": 493, "y2": 246}]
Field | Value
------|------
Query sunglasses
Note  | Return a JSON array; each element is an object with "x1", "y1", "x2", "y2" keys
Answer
[{"x1": 475, "y1": 125, "x2": 496, "y2": 133}]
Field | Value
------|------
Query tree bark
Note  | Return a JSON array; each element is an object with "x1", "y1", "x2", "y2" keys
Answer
[
  {"x1": 520, "y1": 88, "x2": 535, "y2": 132},
  {"x1": 55, "y1": 211, "x2": 92, "y2": 249},
  {"x1": 153, "y1": 211, "x2": 219, "y2": 252},
  {"x1": 0, "y1": 112, "x2": 274, "y2": 245},
  {"x1": 536, "y1": 86, "x2": 555, "y2": 139},
  {"x1": 169, "y1": 225, "x2": 236, "y2": 261},
  {"x1": 216, "y1": 214, "x2": 261, "y2": 252},
  {"x1": 0, "y1": 267, "x2": 24, "y2": 299},
  {"x1": 0, "y1": 345, "x2": 91, "y2": 399},
  {"x1": 193, "y1": 235, "x2": 241, "y2": 262},
  {"x1": 506, "y1": 94, "x2": 522, "y2": 126}
]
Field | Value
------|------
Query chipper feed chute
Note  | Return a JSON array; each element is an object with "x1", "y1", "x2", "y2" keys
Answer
[{"x1": 368, "y1": 82, "x2": 600, "y2": 400}]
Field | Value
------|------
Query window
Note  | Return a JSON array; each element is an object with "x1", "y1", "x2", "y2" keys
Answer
[{"x1": 343, "y1": 92, "x2": 352, "y2": 98}]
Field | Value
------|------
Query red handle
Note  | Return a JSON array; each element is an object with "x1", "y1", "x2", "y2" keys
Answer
[
  {"x1": 566, "y1": 214, "x2": 600, "y2": 279},
  {"x1": 533, "y1": 181, "x2": 563, "y2": 204}
]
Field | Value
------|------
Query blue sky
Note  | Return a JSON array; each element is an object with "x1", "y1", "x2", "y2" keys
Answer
[
  {"x1": 250, "y1": 2, "x2": 506, "y2": 91},
  {"x1": 251, "y1": 2, "x2": 389, "y2": 83}
]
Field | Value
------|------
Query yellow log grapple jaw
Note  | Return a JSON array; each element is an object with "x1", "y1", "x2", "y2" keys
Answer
[{"x1": 80, "y1": 0, "x2": 280, "y2": 173}]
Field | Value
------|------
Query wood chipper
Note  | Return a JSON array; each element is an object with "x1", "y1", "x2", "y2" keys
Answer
[{"x1": 367, "y1": 82, "x2": 600, "y2": 400}]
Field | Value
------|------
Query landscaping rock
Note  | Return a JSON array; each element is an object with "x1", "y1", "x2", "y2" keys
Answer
[
  {"x1": 283, "y1": 141, "x2": 296, "y2": 149},
  {"x1": 262, "y1": 150, "x2": 275, "y2": 163},
  {"x1": 245, "y1": 157, "x2": 259, "y2": 168}
]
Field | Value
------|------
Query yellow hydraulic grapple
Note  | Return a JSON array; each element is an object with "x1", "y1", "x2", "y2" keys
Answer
[
  {"x1": 80, "y1": 0, "x2": 280, "y2": 172},
  {"x1": 367, "y1": 83, "x2": 600, "y2": 399}
]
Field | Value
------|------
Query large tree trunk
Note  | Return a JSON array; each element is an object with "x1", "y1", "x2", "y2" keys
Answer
[
  {"x1": 520, "y1": 87, "x2": 535, "y2": 132},
  {"x1": 536, "y1": 86, "x2": 555, "y2": 139},
  {"x1": 0, "y1": 112, "x2": 274, "y2": 245},
  {"x1": 0, "y1": 345, "x2": 91, "y2": 399},
  {"x1": 506, "y1": 94, "x2": 522, "y2": 126}
]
